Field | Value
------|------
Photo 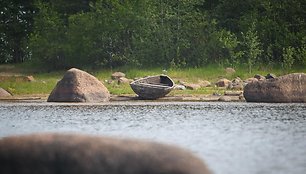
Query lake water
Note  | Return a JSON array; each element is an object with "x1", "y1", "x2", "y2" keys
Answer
[{"x1": 0, "y1": 101, "x2": 306, "y2": 174}]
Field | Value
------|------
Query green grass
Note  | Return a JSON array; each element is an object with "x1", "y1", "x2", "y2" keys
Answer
[
  {"x1": 0, "y1": 64, "x2": 305, "y2": 96},
  {"x1": 0, "y1": 72, "x2": 62, "y2": 95}
]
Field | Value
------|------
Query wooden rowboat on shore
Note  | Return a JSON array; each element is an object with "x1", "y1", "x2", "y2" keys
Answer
[{"x1": 130, "y1": 75, "x2": 175, "y2": 99}]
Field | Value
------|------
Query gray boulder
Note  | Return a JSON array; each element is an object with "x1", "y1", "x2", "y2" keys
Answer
[
  {"x1": 0, "y1": 133, "x2": 211, "y2": 174},
  {"x1": 244, "y1": 73, "x2": 306, "y2": 103},
  {"x1": 48, "y1": 68, "x2": 110, "y2": 102}
]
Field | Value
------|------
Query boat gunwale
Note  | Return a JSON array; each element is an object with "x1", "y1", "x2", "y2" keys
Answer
[
  {"x1": 130, "y1": 82, "x2": 173, "y2": 89},
  {"x1": 130, "y1": 75, "x2": 174, "y2": 88}
]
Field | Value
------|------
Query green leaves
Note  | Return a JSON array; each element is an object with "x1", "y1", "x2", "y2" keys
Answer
[
  {"x1": 3, "y1": 0, "x2": 303, "y2": 71},
  {"x1": 241, "y1": 22, "x2": 263, "y2": 73},
  {"x1": 29, "y1": 1, "x2": 67, "y2": 70}
]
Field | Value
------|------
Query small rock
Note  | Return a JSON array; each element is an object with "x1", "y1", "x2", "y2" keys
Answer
[
  {"x1": 254, "y1": 74, "x2": 266, "y2": 81},
  {"x1": 174, "y1": 84, "x2": 186, "y2": 90},
  {"x1": 232, "y1": 77, "x2": 242, "y2": 84},
  {"x1": 228, "y1": 77, "x2": 243, "y2": 90},
  {"x1": 213, "y1": 92, "x2": 222, "y2": 96},
  {"x1": 198, "y1": 80, "x2": 211, "y2": 87},
  {"x1": 225, "y1": 67, "x2": 236, "y2": 74},
  {"x1": 266, "y1": 73, "x2": 277, "y2": 79},
  {"x1": 111, "y1": 72, "x2": 125, "y2": 80},
  {"x1": 26, "y1": 75, "x2": 35, "y2": 82},
  {"x1": 239, "y1": 94, "x2": 245, "y2": 101},
  {"x1": 244, "y1": 78, "x2": 258, "y2": 84},
  {"x1": 218, "y1": 96, "x2": 232, "y2": 102},
  {"x1": 224, "y1": 91, "x2": 243, "y2": 96},
  {"x1": 105, "y1": 79, "x2": 114, "y2": 84},
  {"x1": 216, "y1": 78, "x2": 231, "y2": 87},
  {"x1": 184, "y1": 84, "x2": 201, "y2": 90},
  {"x1": 118, "y1": 77, "x2": 132, "y2": 84},
  {"x1": 232, "y1": 83, "x2": 244, "y2": 90},
  {"x1": 177, "y1": 80, "x2": 187, "y2": 85}
]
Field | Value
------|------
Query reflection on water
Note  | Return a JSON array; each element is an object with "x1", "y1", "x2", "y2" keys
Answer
[{"x1": 0, "y1": 101, "x2": 306, "y2": 174}]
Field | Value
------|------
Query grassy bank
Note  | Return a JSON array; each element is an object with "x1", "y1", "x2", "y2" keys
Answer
[{"x1": 0, "y1": 64, "x2": 305, "y2": 96}]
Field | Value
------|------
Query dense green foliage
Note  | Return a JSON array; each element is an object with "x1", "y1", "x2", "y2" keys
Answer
[
  {"x1": 1, "y1": 0, "x2": 305, "y2": 70},
  {"x1": 0, "y1": 0, "x2": 35, "y2": 63}
]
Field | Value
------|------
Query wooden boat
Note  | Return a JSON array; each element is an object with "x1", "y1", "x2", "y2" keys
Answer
[{"x1": 130, "y1": 75, "x2": 175, "y2": 99}]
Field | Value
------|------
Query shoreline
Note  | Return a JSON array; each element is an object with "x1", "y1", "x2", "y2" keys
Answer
[{"x1": 0, "y1": 93, "x2": 245, "y2": 103}]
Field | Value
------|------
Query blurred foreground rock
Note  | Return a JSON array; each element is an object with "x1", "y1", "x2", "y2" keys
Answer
[{"x1": 0, "y1": 133, "x2": 211, "y2": 174}]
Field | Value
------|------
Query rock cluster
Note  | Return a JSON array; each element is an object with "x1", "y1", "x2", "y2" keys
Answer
[{"x1": 0, "y1": 75, "x2": 35, "y2": 82}]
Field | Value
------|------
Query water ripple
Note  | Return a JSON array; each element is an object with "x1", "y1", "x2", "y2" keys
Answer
[{"x1": 0, "y1": 102, "x2": 306, "y2": 174}]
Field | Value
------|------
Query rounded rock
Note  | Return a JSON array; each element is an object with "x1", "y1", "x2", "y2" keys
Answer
[
  {"x1": 0, "y1": 133, "x2": 212, "y2": 174},
  {"x1": 47, "y1": 68, "x2": 110, "y2": 102}
]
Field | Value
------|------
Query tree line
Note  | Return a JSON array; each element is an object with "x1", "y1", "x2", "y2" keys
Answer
[{"x1": 1, "y1": 0, "x2": 305, "y2": 71}]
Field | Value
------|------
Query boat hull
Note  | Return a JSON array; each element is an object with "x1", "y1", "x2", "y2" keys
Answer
[{"x1": 130, "y1": 75, "x2": 174, "y2": 99}]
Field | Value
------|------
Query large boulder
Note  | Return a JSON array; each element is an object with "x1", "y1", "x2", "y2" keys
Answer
[
  {"x1": 48, "y1": 68, "x2": 110, "y2": 102},
  {"x1": 244, "y1": 73, "x2": 306, "y2": 103},
  {"x1": 0, "y1": 133, "x2": 211, "y2": 174}
]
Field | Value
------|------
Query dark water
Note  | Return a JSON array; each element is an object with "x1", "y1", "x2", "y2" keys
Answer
[{"x1": 0, "y1": 101, "x2": 306, "y2": 174}]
